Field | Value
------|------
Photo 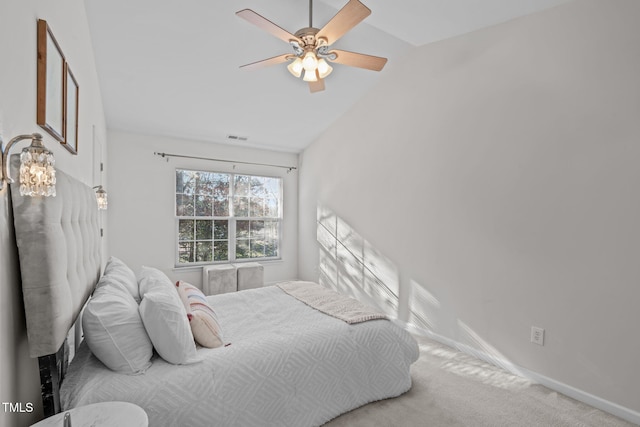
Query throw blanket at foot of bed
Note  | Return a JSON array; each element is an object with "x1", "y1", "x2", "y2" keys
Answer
[
  {"x1": 277, "y1": 281, "x2": 388, "y2": 324},
  {"x1": 61, "y1": 285, "x2": 419, "y2": 427}
]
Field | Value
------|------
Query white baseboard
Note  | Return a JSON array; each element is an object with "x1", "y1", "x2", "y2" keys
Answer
[{"x1": 399, "y1": 321, "x2": 640, "y2": 426}]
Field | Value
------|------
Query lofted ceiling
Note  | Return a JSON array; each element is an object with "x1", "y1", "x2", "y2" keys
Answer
[{"x1": 84, "y1": 0, "x2": 571, "y2": 153}]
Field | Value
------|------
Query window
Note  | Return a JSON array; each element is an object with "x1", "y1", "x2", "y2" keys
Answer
[{"x1": 175, "y1": 169, "x2": 282, "y2": 265}]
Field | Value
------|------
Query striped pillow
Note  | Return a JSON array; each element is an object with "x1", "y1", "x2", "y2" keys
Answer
[{"x1": 176, "y1": 281, "x2": 224, "y2": 348}]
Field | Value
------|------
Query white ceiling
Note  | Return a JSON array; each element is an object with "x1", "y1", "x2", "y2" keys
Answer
[{"x1": 84, "y1": 0, "x2": 571, "y2": 153}]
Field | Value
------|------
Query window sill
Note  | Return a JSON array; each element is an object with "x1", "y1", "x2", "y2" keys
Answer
[{"x1": 172, "y1": 258, "x2": 283, "y2": 271}]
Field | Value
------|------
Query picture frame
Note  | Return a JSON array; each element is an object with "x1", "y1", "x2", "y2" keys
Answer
[
  {"x1": 64, "y1": 64, "x2": 79, "y2": 154},
  {"x1": 37, "y1": 19, "x2": 65, "y2": 142}
]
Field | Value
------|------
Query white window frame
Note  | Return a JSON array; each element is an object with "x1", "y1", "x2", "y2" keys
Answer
[{"x1": 174, "y1": 168, "x2": 283, "y2": 267}]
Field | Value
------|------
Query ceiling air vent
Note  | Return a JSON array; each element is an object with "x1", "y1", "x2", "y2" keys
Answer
[{"x1": 226, "y1": 134, "x2": 248, "y2": 141}]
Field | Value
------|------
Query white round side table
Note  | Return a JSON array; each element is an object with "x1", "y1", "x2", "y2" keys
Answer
[{"x1": 30, "y1": 401, "x2": 148, "y2": 427}]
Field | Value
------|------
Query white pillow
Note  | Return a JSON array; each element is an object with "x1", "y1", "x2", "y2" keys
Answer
[
  {"x1": 139, "y1": 282, "x2": 201, "y2": 365},
  {"x1": 101, "y1": 256, "x2": 140, "y2": 303},
  {"x1": 138, "y1": 266, "x2": 175, "y2": 298},
  {"x1": 82, "y1": 280, "x2": 153, "y2": 374},
  {"x1": 176, "y1": 281, "x2": 224, "y2": 348}
]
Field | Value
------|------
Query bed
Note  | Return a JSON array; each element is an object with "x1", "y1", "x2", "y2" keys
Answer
[
  {"x1": 61, "y1": 284, "x2": 418, "y2": 426},
  {"x1": 10, "y1": 159, "x2": 419, "y2": 426}
]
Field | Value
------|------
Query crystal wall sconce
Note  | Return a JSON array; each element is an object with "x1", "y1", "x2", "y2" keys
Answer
[{"x1": 0, "y1": 133, "x2": 56, "y2": 197}]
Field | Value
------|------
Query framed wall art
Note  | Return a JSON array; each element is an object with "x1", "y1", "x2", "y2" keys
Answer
[
  {"x1": 64, "y1": 64, "x2": 79, "y2": 154},
  {"x1": 37, "y1": 19, "x2": 65, "y2": 142}
]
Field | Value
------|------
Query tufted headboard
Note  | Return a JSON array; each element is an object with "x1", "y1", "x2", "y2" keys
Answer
[{"x1": 9, "y1": 154, "x2": 102, "y2": 358}]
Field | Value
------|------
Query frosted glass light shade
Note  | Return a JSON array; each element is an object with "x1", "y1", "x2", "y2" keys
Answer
[
  {"x1": 287, "y1": 57, "x2": 303, "y2": 78},
  {"x1": 302, "y1": 51, "x2": 318, "y2": 72},
  {"x1": 317, "y1": 58, "x2": 333, "y2": 79},
  {"x1": 302, "y1": 70, "x2": 318, "y2": 82}
]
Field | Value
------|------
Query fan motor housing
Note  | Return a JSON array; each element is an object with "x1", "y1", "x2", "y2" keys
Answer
[{"x1": 294, "y1": 27, "x2": 320, "y2": 48}]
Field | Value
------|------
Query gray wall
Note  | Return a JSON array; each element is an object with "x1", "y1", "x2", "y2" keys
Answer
[
  {"x1": 0, "y1": 1, "x2": 107, "y2": 426},
  {"x1": 299, "y1": 0, "x2": 640, "y2": 419}
]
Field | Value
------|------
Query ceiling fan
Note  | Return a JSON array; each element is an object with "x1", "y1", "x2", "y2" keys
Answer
[{"x1": 236, "y1": 0, "x2": 387, "y2": 93}]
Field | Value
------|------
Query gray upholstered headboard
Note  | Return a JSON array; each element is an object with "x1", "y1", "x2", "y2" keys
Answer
[{"x1": 10, "y1": 154, "x2": 101, "y2": 358}]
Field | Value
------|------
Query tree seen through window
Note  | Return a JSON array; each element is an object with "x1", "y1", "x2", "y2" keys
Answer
[{"x1": 176, "y1": 169, "x2": 281, "y2": 265}]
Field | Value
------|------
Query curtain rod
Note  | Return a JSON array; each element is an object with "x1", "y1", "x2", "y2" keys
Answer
[{"x1": 153, "y1": 152, "x2": 297, "y2": 172}]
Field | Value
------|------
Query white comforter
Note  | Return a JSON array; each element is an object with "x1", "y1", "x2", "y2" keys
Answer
[{"x1": 61, "y1": 286, "x2": 419, "y2": 427}]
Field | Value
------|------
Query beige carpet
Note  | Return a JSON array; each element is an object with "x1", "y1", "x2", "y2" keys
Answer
[{"x1": 325, "y1": 335, "x2": 636, "y2": 427}]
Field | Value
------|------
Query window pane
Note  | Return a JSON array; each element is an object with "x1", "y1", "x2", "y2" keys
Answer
[
  {"x1": 265, "y1": 197, "x2": 278, "y2": 217},
  {"x1": 264, "y1": 220, "x2": 278, "y2": 239},
  {"x1": 265, "y1": 240, "x2": 278, "y2": 257},
  {"x1": 196, "y1": 220, "x2": 213, "y2": 240},
  {"x1": 251, "y1": 220, "x2": 264, "y2": 238},
  {"x1": 233, "y1": 196, "x2": 249, "y2": 217},
  {"x1": 176, "y1": 194, "x2": 194, "y2": 216},
  {"x1": 264, "y1": 177, "x2": 280, "y2": 197},
  {"x1": 214, "y1": 197, "x2": 229, "y2": 216},
  {"x1": 236, "y1": 220, "x2": 249, "y2": 238},
  {"x1": 179, "y1": 220, "x2": 194, "y2": 241},
  {"x1": 179, "y1": 242, "x2": 194, "y2": 263},
  {"x1": 196, "y1": 241, "x2": 213, "y2": 262},
  {"x1": 251, "y1": 240, "x2": 265, "y2": 258},
  {"x1": 250, "y1": 198, "x2": 265, "y2": 217},
  {"x1": 213, "y1": 174, "x2": 230, "y2": 198},
  {"x1": 196, "y1": 172, "x2": 214, "y2": 195},
  {"x1": 214, "y1": 221, "x2": 228, "y2": 239},
  {"x1": 234, "y1": 175, "x2": 250, "y2": 196},
  {"x1": 195, "y1": 195, "x2": 212, "y2": 216},
  {"x1": 214, "y1": 242, "x2": 228, "y2": 261},
  {"x1": 236, "y1": 239, "x2": 249, "y2": 259},
  {"x1": 176, "y1": 170, "x2": 196, "y2": 195},
  {"x1": 250, "y1": 176, "x2": 265, "y2": 197}
]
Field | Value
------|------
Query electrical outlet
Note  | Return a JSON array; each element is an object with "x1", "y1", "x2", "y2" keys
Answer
[{"x1": 531, "y1": 326, "x2": 545, "y2": 346}]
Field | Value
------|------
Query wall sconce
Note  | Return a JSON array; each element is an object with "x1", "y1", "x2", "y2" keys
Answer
[
  {"x1": 93, "y1": 185, "x2": 108, "y2": 210},
  {"x1": 1, "y1": 133, "x2": 56, "y2": 197}
]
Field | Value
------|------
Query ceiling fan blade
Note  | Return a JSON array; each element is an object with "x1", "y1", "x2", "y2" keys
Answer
[
  {"x1": 329, "y1": 49, "x2": 387, "y2": 71},
  {"x1": 308, "y1": 75, "x2": 325, "y2": 93},
  {"x1": 236, "y1": 9, "x2": 301, "y2": 44},
  {"x1": 240, "y1": 54, "x2": 293, "y2": 70},
  {"x1": 315, "y1": 0, "x2": 371, "y2": 46}
]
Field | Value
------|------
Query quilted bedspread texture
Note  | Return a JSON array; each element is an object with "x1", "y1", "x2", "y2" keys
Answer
[{"x1": 61, "y1": 285, "x2": 419, "y2": 426}]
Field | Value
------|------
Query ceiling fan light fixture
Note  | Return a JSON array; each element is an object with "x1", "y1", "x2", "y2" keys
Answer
[
  {"x1": 302, "y1": 69, "x2": 318, "y2": 82},
  {"x1": 237, "y1": 0, "x2": 387, "y2": 93},
  {"x1": 287, "y1": 57, "x2": 304, "y2": 78},
  {"x1": 317, "y1": 58, "x2": 333, "y2": 79},
  {"x1": 302, "y1": 51, "x2": 318, "y2": 72}
]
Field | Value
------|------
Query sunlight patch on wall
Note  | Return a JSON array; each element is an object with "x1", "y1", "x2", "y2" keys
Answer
[
  {"x1": 318, "y1": 247, "x2": 338, "y2": 288},
  {"x1": 457, "y1": 320, "x2": 526, "y2": 378},
  {"x1": 317, "y1": 216, "x2": 337, "y2": 257},
  {"x1": 408, "y1": 279, "x2": 441, "y2": 331},
  {"x1": 316, "y1": 204, "x2": 399, "y2": 316}
]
